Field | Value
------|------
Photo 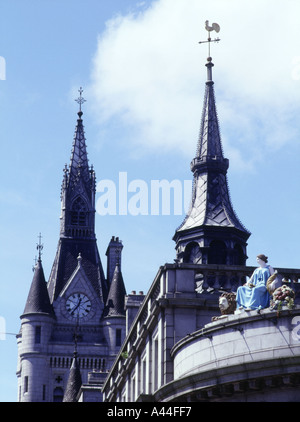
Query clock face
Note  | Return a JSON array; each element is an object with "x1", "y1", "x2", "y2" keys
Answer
[{"x1": 66, "y1": 293, "x2": 91, "y2": 319}]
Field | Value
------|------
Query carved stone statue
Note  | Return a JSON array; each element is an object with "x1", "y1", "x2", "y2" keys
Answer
[
  {"x1": 212, "y1": 292, "x2": 236, "y2": 321},
  {"x1": 236, "y1": 254, "x2": 274, "y2": 311},
  {"x1": 266, "y1": 271, "x2": 281, "y2": 295}
]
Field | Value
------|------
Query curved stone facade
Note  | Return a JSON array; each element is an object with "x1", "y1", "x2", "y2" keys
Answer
[{"x1": 155, "y1": 307, "x2": 300, "y2": 402}]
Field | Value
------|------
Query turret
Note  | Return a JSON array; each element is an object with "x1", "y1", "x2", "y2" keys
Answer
[
  {"x1": 18, "y1": 254, "x2": 55, "y2": 402},
  {"x1": 102, "y1": 263, "x2": 127, "y2": 363}
]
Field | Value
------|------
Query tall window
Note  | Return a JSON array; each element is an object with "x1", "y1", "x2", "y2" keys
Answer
[
  {"x1": 233, "y1": 243, "x2": 245, "y2": 265},
  {"x1": 35, "y1": 326, "x2": 41, "y2": 344},
  {"x1": 116, "y1": 329, "x2": 122, "y2": 347},
  {"x1": 24, "y1": 376, "x2": 29, "y2": 393},
  {"x1": 142, "y1": 359, "x2": 147, "y2": 394},
  {"x1": 154, "y1": 339, "x2": 159, "y2": 392},
  {"x1": 71, "y1": 197, "x2": 87, "y2": 226},
  {"x1": 131, "y1": 375, "x2": 136, "y2": 402}
]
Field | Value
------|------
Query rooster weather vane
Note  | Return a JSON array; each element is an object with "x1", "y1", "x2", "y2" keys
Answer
[{"x1": 199, "y1": 20, "x2": 221, "y2": 58}]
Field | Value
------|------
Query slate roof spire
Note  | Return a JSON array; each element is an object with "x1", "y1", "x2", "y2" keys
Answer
[
  {"x1": 65, "y1": 88, "x2": 92, "y2": 196},
  {"x1": 68, "y1": 115, "x2": 91, "y2": 194},
  {"x1": 103, "y1": 263, "x2": 126, "y2": 318},
  {"x1": 63, "y1": 320, "x2": 82, "y2": 402},
  {"x1": 23, "y1": 257, "x2": 54, "y2": 316},
  {"x1": 173, "y1": 51, "x2": 250, "y2": 266},
  {"x1": 195, "y1": 58, "x2": 224, "y2": 162},
  {"x1": 62, "y1": 350, "x2": 82, "y2": 402}
]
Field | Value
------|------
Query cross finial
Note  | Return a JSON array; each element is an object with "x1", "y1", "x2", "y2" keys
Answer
[
  {"x1": 75, "y1": 87, "x2": 86, "y2": 114},
  {"x1": 199, "y1": 20, "x2": 221, "y2": 59},
  {"x1": 36, "y1": 232, "x2": 43, "y2": 261}
]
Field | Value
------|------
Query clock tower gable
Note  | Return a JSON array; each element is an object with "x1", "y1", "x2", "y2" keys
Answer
[{"x1": 53, "y1": 254, "x2": 104, "y2": 323}]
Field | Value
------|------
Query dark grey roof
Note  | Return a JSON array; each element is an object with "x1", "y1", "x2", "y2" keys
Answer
[
  {"x1": 47, "y1": 238, "x2": 108, "y2": 303},
  {"x1": 102, "y1": 264, "x2": 126, "y2": 318},
  {"x1": 68, "y1": 113, "x2": 91, "y2": 194},
  {"x1": 63, "y1": 353, "x2": 82, "y2": 402},
  {"x1": 196, "y1": 76, "x2": 224, "y2": 161},
  {"x1": 23, "y1": 259, "x2": 54, "y2": 316},
  {"x1": 175, "y1": 61, "x2": 250, "y2": 237}
]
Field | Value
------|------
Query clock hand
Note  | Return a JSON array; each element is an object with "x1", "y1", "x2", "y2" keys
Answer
[{"x1": 71, "y1": 298, "x2": 82, "y2": 315}]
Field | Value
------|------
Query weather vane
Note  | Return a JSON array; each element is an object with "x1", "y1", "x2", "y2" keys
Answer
[
  {"x1": 199, "y1": 20, "x2": 221, "y2": 58},
  {"x1": 75, "y1": 87, "x2": 86, "y2": 112},
  {"x1": 36, "y1": 232, "x2": 43, "y2": 261}
]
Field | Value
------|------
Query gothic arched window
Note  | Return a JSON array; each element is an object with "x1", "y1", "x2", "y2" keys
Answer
[{"x1": 71, "y1": 197, "x2": 87, "y2": 226}]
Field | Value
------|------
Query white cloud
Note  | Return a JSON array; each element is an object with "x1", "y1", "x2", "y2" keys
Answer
[{"x1": 89, "y1": 0, "x2": 300, "y2": 170}]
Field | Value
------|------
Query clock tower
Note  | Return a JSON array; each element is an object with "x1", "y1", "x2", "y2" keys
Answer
[{"x1": 17, "y1": 90, "x2": 127, "y2": 402}]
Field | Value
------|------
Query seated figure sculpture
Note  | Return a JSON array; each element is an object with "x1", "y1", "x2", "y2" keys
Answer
[{"x1": 236, "y1": 254, "x2": 275, "y2": 311}]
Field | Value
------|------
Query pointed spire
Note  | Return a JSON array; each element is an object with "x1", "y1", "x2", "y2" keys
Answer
[
  {"x1": 48, "y1": 91, "x2": 107, "y2": 302},
  {"x1": 23, "y1": 257, "x2": 54, "y2": 316},
  {"x1": 194, "y1": 57, "x2": 225, "y2": 164},
  {"x1": 103, "y1": 263, "x2": 126, "y2": 318},
  {"x1": 66, "y1": 87, "x2": 93, "y2": 193},
  {"x1": 195, "y1": 20, "x2": 223, "y2": 166},
  {"x1": 62, "y1": 350, "x2": 82, "y2": 402},
  {"x1": 176, "y1": 56, "x2": 248, "y2": 234},
  {"x1": 68, "y1": 114, "x2": 90, "y2": 191},
  {"x1": 63, "y1": 322, "x2": 82, "y2": 402},
  {"x1": 173, "y1": 33, "x2": 250, "y2": 265}
]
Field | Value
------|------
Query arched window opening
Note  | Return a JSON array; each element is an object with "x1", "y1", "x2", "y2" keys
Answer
[
  {"x1": 183, "y1": 242, "x2": 201, "y2": 264},
  {"x1": 233, "y1": 243, "x2": 245, "y2": 266},
  {"x1": 53, "y1": 387, "x2": 64, "y2": 402},
  {"x1": 208, "y1": 240, "x2": 226, "y2": 265},
  {"x1": 71, "y1": 197, "x2": 87, "y2": 227}
]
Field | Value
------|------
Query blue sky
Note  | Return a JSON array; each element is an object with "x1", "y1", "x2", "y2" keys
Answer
[{"x1": 1, "y1": 0, "x2": 300, "y2": 402}]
